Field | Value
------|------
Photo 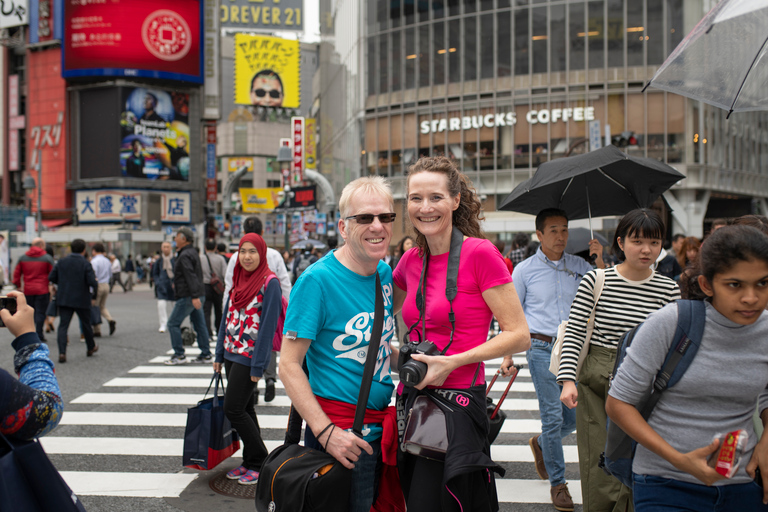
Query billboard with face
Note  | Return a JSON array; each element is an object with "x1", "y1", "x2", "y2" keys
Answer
[
  {"x1": 234, "y1": 34, "x2": 301, "y2": 109},
  {"x1": 63, "y1": 0, "x2": 203, "y2": 83},
  {"x1": 120, "y1": 87, "x2": 190, "y2": 181}
]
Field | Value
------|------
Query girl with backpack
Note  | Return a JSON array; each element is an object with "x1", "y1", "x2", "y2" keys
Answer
[
  {"x1": 213, "y1": 233, "x2": 282, "y2": 485},
  {"x1": 557, "y1": 209, "x2": 680, "y2": 511},
  {"x1": 606, "y1": 225, "x2": 768, "y2": 511}
]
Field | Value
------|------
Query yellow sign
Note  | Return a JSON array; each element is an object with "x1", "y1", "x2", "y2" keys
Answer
[
  {"x1": 240, "y1": 187, "x2": 284, "y2": 212},
  {"x1": 305, "y1": 118, "x2": 317, "y2": 170},
  {"x1": 234, "y1": 34, "x2": 301, "y2": 109},
  {"x1": 228, "y1": 157, "x2": 254, "y2": 172}
]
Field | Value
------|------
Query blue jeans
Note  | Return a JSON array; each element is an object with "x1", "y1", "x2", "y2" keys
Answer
[
  {"x1": 167, "y1": 296, "x2": 211, "y2": 357},
  {"x1": 305, "y1": 426, "x2": 382, "y2": 512},
  {"x1": 633, "y1": 474, "x2": 767, "y2": 512},
  {"x1": 527, "y1": 337, "x2": 577, "y2": 486}
]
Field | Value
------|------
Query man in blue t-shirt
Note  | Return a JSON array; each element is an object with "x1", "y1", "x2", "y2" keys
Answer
[{"x1": 280, "y1": 176, "x2": 397, "y2": 512}]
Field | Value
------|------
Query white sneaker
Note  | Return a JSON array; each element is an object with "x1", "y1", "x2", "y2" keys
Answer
[{"x1": 159, "y1": 327, "x2": 166, "y2": 333}]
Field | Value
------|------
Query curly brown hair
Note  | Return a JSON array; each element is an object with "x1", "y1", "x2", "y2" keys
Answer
[{"x1": 406, "y1": 156, "x2": 485, "y2": 254}]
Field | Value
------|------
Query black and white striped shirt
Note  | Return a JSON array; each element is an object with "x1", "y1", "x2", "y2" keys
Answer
[{"x1": 556, "y1": 266, "x2": 680, "y2": 382}]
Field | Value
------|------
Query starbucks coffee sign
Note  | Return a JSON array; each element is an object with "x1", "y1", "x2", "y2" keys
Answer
[{"x1": 419, "y1": 107, "x2": 595, "y2": 134}]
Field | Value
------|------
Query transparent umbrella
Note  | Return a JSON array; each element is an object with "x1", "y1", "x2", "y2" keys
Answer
[{"x1": 645, "y1": 0, "x2": 768, "y2": 117}]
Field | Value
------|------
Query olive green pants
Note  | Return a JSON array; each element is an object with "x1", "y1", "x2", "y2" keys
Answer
[{"x1": 576, "y1": 345, "x2": 633, "y2": 512}]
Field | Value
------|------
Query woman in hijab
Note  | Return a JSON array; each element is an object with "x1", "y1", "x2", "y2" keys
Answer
[{"x1": 213, "y1": 233, "x2": 282, "y2": 485}]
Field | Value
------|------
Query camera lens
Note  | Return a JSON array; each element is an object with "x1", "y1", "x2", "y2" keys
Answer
[{"x1": 399, "y1": 359, "x2": 428, "y2": 387}]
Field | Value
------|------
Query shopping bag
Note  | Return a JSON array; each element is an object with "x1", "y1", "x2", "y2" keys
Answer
[
  {"x1": 0, "y1": 431, "x2": 87, "y2": 512},
  {"x1": 90, "y1": 305, "x2": 102, "y2": 325},
  {"x1": 183, "y1": 372, "x2": 240, "y2": 470}
]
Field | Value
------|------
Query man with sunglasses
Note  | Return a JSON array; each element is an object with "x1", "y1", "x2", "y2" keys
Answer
[
  {"x1": 250, "y1": 70, "x2": 284, "y2": 107},
  {"x1": 280, "y1": 176, "x2": 400, "y2": 511}
]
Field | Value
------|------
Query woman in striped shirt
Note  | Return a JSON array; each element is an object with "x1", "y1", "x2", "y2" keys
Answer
[{"x1": 557, "y1": 209, "x2": 680, "y2": 512}]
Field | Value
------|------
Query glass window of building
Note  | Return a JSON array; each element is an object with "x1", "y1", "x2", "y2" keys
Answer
[
  {"x1": 550, "y1": 5, "x2": 566, "y2": 73},
  {"x1": 404, "y1": 114, "x2": 418, "y2": 168},
  {"x1": 448, "y1": 0, "x2": 461, "y2": 17},
  {"x1": 569, "y1": 3, "x2": 585, "y2": 71},
  {"x1": 377, "y1": 0, "x2": 389, "y2": 30},
  {"x1": 532, "y1": 7, "x2": 547, "y2": 74},
  {"x1": 393, "y1": 31, "x2": 402, "y2": 91},
  {"x1": 480, "y1": 0, "x2": 493, "y2": 11},
  {"x1": 392, "y1": 0, "x2": 401, "y2": 28},
  {"x1": 607, "y1": 0, "x2": 623, "y2": 68},
  {"x1": 647, "y1": 0, "x2": 664, "y2": 65},
  {"x1": 647, "y1": 93, "x2": 664, "y2": 161},
  {"x1": 480, "y1": 15, "x2": 494, "y2": 79},
  {"x1": 449, "y1": 18, "x2": 461, "y2": 82},
  {"x1": 368, "y1": 37, "x2": 377, "y2": 95},
  {"x1": 433, "y1": 0, "x2": 445, "y2": 19},
  {"x1": 668, "y1": 0, "x2": 684, "y2": 52},
  {"x1": 668, "y1": 93, "x2": 684, "y2": 163},
  {"x1": 418, "y1": 0, "x2": 429, "y2": 21},
  {"x1": 434, "y1": 21, "x2": 447, "y2": 86},
  {"x1": 498, "y1": 10, "x2": 512, "y2": 77},
  {"x1": 588, "y1": 1, "x2": 604, "y2": 69},
  {"x1": 419, "y1": 24, "x2": 431, "y2": 87},
  {"x1": 465, "y1": 16, "x2": 478, "y2": 81},
  {"x1": 405, "y1": 0, "x2": 415, "y2": 24},
  {"x1": 391, "y1": 115, "x2": 403, "y2": 174},
  {"x1": 627, "y1": 93, "x2": 645, "y2": 157},
  {"x1": 368, "y1": 0, "x2": 377, "y2": 31},
  {"x1": 627, "y1": 0, "x2": 643, "y2": 67},
  {"x1": 379, "y1": 34, "x2": 389, "y2": 94},
  {"x1": 432, "y1": 110, "x2": 447, "y2": 158},
  {"x1": 465, "y1": 0, "x2": 477, "y2": 14},
  {"x1": 515, "y1": 9, "x2": 529, "y2": 76},
  {"x1": 406, "y1": 27, "x2": 416, "y2": 89},
  {"x1": 378, "y1": 117, "x2": 390, "y2": 176}
]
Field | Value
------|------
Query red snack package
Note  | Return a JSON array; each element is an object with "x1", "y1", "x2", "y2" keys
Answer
[{"x1": 707, "y1": 430, "x2": 748, "y2": 478}]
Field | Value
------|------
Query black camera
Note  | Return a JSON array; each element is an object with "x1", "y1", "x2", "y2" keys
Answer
[
  {"x1": 0, "y1": 296, "x2": 17, "y2": 328},
  {"x1": 398, "y1": 341, "x2": 440, "y2": 387}
]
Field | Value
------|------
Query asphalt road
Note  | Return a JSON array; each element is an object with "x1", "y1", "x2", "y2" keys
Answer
[{"x1": 1, "y1": 284, "x2": 583, "y2": 512}]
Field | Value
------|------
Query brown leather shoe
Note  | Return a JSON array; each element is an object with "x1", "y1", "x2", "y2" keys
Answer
[
  {"x1": 87, "y1": 345, "x2": 99, "y2": 357},
  {"x1": 58, "y1": 354, "x2": 66, "y2": 363},
  {"x1": 551, "y1": 483, "x2": 574, "y2": 512},
  {"x1": 529, "y1": 435, "x2": 549, "y2": 480}
]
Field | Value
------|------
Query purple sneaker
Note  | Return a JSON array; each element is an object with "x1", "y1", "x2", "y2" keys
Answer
[
  {"x1": 238, "y1": 470, "x2": 259, "y2": 485},
  {"x1": 226, "y1": 465, "x2": 248, "y2": 480}
]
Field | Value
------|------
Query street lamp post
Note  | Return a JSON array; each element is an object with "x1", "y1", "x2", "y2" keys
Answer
[{"x1": 276, "y1": 140, "x2": 293, "y2": 251}]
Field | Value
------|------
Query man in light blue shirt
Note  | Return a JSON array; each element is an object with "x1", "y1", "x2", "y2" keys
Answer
[
  {"x1": 506, "y1": 208, "x2": 604, "y2": 512},
  {"x1": 90, "y1": 243, "x2": 115, "y2": 336}
]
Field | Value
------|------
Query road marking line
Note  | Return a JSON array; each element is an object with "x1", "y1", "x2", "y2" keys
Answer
[{"x1": 60, "y1": 471, "x2": 198, "y2": 498}]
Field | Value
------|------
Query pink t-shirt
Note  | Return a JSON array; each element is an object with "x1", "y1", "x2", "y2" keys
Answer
[{"x1": 393, "y1": 237, "x2": 512, "y2": 389}]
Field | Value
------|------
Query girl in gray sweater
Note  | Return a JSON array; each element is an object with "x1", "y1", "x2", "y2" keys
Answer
[{"x1": 607, "y1": 225, "x2": 768, "y2": 512}]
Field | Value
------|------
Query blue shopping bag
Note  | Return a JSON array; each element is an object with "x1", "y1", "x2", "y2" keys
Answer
[{"x1": 183, "y1": 372, "x2": 240, "y2": 470}]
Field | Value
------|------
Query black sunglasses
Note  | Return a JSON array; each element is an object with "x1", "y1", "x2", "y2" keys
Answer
[
  {"x1": 344, "y1": 213, "x2": 397, "y2": 224},
  {"x1": 253, "y1": 89, "x2": 282, "y2": 99}
]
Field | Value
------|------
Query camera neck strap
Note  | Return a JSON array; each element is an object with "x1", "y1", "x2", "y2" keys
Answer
[{"x1": 410, "y1": 227, "x2": 464, "y2": 355}]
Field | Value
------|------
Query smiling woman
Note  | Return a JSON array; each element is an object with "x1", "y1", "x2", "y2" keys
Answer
[{"x1": 392, "y1": 156, "x2": 530, "y2": 511}]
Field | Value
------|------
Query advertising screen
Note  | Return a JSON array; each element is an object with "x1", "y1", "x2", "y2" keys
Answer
[
  {"x1": 63, "y1": 0, "x2": 203, "y2": 83},
  {"x1": 234, "y1": 34, "x2": 300, "y2": 109},
  {"x1": 120, "y1": 87, "x2": 190, "y2": 181}
]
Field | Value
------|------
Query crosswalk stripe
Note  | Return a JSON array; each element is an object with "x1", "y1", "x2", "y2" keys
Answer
[
  {"x1": 103, "y1": 376, "x2": 538, "y2": 392},
  {"x1": 42, "y1": 436, "x2": 578, "y2": 463},
  {"x1": 60, "y1": 472, "x2": 198, "y2": 498},
  {"x1": 496, "y1": 479, "x2": 582, "y2": 504},
  {"x1": 59, "y1": 411, "x2": 547, "y2": 433}
]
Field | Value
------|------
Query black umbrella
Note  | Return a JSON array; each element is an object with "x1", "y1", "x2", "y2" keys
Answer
[
  {"x1": 565, "y1": 228, "x2": 609, "y2": 255},
  {"x1": 499, "y1": 145, "x2": 685, "y2": 234}
]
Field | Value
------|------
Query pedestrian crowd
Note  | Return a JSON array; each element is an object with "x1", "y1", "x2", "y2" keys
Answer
[{"x1": 2, "y1": 157, "x2": 768, "y2": 512}]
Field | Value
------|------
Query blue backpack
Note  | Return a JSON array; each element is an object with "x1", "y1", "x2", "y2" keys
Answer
[{"x1": 600, "y1": 299, "x2": 706, "y2": 488}]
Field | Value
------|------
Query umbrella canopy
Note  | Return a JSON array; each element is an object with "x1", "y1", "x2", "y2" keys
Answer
[
  {"x1": 498, "y1": 145, "x2": 685, "y2": 220},
  {"x1": 292, "y1": 239, "x2": 327, "y2": 251},
  {"x1": 645, "y1": 0, "x2": 768, "y2": 116},
  {"x1": 565, "y1": 228, "x2": 609, "y2": 256}
]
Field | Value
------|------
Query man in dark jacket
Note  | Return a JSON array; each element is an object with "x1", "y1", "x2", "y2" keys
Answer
[
  {"x1": 48, "y1": 238, "x2": 98, "y2": 363},
  {"x1": 165, "y1": 228, "x2": 212, "y2": 365},
  {"x1": 12, "y1": 237, "x2": 54, "y2": 340}
]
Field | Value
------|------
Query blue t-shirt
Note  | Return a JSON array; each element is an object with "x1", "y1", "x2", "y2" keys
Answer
[{"x1": 284, "y1": 251, "x2": 395, "y2": 440}]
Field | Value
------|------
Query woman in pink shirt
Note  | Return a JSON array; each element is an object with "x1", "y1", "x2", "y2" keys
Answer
[{"x1": 393, "y1": 156, "x2": 530, "y2": 511}]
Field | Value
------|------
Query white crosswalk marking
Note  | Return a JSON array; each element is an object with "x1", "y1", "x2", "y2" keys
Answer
[{"x1": 52, "y1": 351, "x2": 582, "y2": 506}]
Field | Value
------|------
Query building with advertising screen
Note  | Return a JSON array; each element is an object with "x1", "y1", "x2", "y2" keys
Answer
[{"x1": 351, "y1": 0, "x2": 768, "y2": 239}]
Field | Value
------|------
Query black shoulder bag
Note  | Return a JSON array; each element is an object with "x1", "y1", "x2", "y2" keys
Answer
[{"x1": 255, "y1": 272, "x2": 385, "y2": 512}]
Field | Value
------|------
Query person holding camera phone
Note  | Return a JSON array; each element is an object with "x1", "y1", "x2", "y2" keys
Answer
[
  {"x1": 0, "y1": 291, "x2": 63, "y2": 440},
  {"x1": 392, "y1": 156, "x2": 530, "y2": 511}
]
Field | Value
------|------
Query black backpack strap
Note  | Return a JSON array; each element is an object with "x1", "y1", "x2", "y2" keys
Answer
[{"x1": 639, "y1": 300, "x2": 706, "y2": 418}]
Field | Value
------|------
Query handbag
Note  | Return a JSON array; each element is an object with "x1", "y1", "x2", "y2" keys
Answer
[
  {"x1": 549, "y1": 268, "x2": 605, "y2": 378},
  {"x1": 205, "y1": 253, "x2": 226, "y2": 295},
  {"x1": 0, "y1": 431, "x2": 87, "y2": 512},
  {"x1": 90, "y1": 304, "x2": 102, "y2": 325},
  {"x1": 255, "y1": 273, "x2": 385, "y2": 512},
  {"x1": 402, "y1": 395, "x2": 448, "y2": 461},
  {"x1": 182, "y1": 372, "x2": 240, "y2": 470}
]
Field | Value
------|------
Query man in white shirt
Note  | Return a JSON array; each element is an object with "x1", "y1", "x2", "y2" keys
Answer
[
  {"x1": 223, "y1": 216, "x2": 291, "y2": 402},
  {"x1": 91, "y1": 244, "x2": 116, "y2": 336},
  {"x1": 108, "y1": 254, "x2": 126, "y2": 293}
]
